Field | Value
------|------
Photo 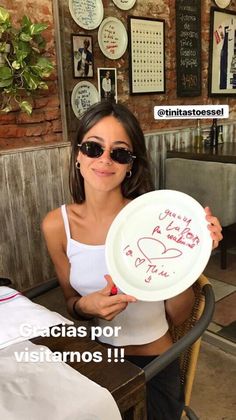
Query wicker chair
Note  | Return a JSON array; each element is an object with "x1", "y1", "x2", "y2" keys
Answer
[{"x1": 143, "y1": 274, "x2": 215, "y2": 420}]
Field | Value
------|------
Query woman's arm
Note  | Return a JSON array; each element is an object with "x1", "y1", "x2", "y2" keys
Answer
[{"x1": 41, "y1": 209, "x2": 82, "y2": 319}]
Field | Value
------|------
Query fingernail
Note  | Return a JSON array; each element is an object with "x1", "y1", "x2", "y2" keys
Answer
[{"x1": 110, "y1": 286, "x2": 118, "y2": 296}]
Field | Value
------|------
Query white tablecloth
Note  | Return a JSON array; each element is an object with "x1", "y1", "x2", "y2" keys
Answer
[
  {"x1": 0, "y1": 341, "x2": 122, "y2": 420},
  {"x1": 0, "y1": 287, "x2": 73, "y2": 349}
]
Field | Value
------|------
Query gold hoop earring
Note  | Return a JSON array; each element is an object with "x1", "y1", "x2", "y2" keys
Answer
[
  {"x1": 126, "y1": 170, "x2": 132, "y2": 178},
  {"x1": 75, "y1": 161, "x2": 80, "y2": 170}
]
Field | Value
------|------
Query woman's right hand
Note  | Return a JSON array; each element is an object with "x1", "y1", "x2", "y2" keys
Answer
[{"x1": 77, "y1": 275, "x2": 137, "y2": 320}]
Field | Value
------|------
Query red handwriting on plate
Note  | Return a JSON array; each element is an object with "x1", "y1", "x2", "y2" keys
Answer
[
  {"x1": 157, "y1": 209, "x2": 200, "y2": 249},
  {"x1": 123, "y1": 245, "x2": 133, "y2": 257},
  {"x1": 159, "y1": 208, "x2": 192, "y2": 225},
  {"x1": 152, "y1": 225, "x2": 161, "y2": 235},
  {"x1": 103, "y1": 24, "x2": 119, "y2": 54},
  {"x1": 135, "y1": 258, "x2": 145, "y2": 267},
  {"x1": 122, "y1": 207, "x2": 201, "y2": 285},
  {"x1": 137, "y1": 237, "x2": 183, "y2": 262}
]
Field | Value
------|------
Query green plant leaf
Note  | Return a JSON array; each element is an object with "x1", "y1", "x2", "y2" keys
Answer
[
  {"x1": 30, "y1": 23, "x2": 48, "y2": 36},
  {"x1": 0, "y1": 41, "x2": 7, "y2": 52},
  {"x1": 19, "y1": 32, "x2": 32, "y2": 42},
  {"x1": 12, "y1": 60, "x2": 21, "y2": 70},
  {"x1": 21, "y1": 15, "x2": 31, "y2": 29},
  {"x1": 17, "y1": 40, "x2": 31, "y2": 55},
  {"x1": 0, "y1": 78, "x2": 13, "y2": 88},
  {"x1": 22, "y1": 70, "x2": 39, "y2": 90},
  {"x1": 16, "y1": 48, "x2": 29, "y2": 62},
  {"x1": 19, "y1": 100, "x2": 32, "y2": 115},
  {"x1": 0, "y1": 104, "x2": 12, "y2": 113},
  {"x1": 0, "y1": 66, "x2": 12, "y2": 79},
  {"x1": 0, "y1": 7, "x2": 10, "y2": 24},
  {"x1": 33, "y1": 57, "x2": 54, "y2": 77},
  {"x1": 38, "y1": 81, "x2": 48, "y2": 90}
]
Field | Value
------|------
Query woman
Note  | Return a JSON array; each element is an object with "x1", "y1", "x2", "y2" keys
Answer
[{"x1": 42, "y1": 102, "x2": 222, "y2": 419}]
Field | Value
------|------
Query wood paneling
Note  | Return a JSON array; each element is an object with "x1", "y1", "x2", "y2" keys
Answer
[{"x1": 0, "y1": 143, "x2": 71, "y2": 290}]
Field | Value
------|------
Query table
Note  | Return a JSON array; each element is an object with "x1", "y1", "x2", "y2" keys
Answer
[
  {"x1": 166, "y1": 142, "x2": 236, "y2": 163},
  {"x1": 33, "y1": 334, "x2": 147, "y2": 420}
]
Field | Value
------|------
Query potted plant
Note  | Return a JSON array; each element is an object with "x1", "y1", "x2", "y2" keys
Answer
[{"x1": 0, "y1": 6, "x2": 54, "y2": 115}]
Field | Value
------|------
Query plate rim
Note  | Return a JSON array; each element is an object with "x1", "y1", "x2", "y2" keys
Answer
[
  {"x1": 98, "y1": 16, "x2": 128, "y2": 60},
  {"x1": 68, "y1": 0, "x2": 104, "y2": 30},
  {"x1": 214, "y1": 0, "x2": 231, "y2": 8},
  {"x1": 71, "y1": 81, "x2": 99, "y2": 119},
  {"x1": 105, "y1": 190, "x2": 212, "y2": 301},
  {"x1": 112, "y1": 0, "x2": 136, "y2": 11}
]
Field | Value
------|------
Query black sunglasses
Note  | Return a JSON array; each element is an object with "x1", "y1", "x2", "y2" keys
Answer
[{"x1": 78, "y1": 141, "x2": 136, "y2": 164}]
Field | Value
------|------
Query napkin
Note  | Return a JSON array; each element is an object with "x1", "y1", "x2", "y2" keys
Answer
[
  {"x1": 0, "y1": 287, "x2": 73, "y2": 349},
  {"x1": 0, "y1": 341, "x2": 122, "y2": 420}
]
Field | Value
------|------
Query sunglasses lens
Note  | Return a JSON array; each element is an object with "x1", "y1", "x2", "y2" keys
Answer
[
  {"x1": 111, "y1": 148, "x2": 134, "y2": 164},
  {"x1": 80, "y1": 142, "x2": 103, "y2": 158}
]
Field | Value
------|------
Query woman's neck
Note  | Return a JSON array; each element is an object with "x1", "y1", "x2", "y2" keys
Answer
[{"x1": 82, "y1": 189, "x2": 129, "y2": 222}]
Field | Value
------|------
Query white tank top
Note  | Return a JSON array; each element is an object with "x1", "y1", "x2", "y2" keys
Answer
[{"x1": 61, "y1": 204, "x2": 169, "y2": 346}]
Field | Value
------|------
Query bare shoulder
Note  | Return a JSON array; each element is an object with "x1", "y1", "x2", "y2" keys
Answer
[{"x1": 41, "y1": 207, "x2": 63, "y2": 235}]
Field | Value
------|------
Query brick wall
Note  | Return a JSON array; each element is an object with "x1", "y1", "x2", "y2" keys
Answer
[
  {"x1": 1, "y1": 0, "x2": 236, "y2": 150},
  {"x1": 0, "y1": 0, "x2": 61, "y2": 149}
]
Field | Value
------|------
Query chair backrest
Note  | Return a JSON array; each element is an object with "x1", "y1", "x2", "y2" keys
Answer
[
  {"x1": 169, "y1": 274, "x2": 209, "y2": 408},
  {"x1": 143, "y1": 274, "x2": 215, "y2": 419}
]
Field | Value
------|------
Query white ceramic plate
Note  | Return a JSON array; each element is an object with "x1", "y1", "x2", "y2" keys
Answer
[
  {"x1": 214, "y1": 0, "x2": 231, "y2": 8},
  {"x1": 71, "y1": 81, "x2": 99, "y2": 119},
  {"x1": 69, "y1": 0, "x2": 104, "y2": 30},
  {"x1": 105, "y1": 190, "x2": 212, "y2": 301},
  {"x1": 98, "y1": 17, "x2": 128, "y2": 60},
  {"x1": 112, "y1": 0, "x2": 136, "y2": 10}
]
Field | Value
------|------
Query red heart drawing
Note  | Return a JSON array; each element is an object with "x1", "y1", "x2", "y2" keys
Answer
[
  {"x1": 135, "y1": 257, "x2": 146, "y2": 267},
  {"x1": 137, "y1": 237, "x2": 182, "y2": 262}
]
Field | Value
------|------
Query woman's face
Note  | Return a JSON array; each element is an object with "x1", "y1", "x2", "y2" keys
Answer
[{"x1": 77, "y1": 115, "x2": 133, "y2": 195}]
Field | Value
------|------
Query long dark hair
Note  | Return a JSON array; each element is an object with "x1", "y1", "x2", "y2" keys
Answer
[{"x1": 69, "y1": 101, "x2": 154, "y2": 203}]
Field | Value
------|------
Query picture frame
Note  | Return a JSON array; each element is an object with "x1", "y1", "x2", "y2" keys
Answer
[
  {"x1": 71, "y1": 34, "x2": 94, "y2": 78},
  {"x1": 97, "y1": 68, "x2": 118, "y2": 103},
  {"x1": 209, "y1": 7, "x2": 236, "y2": 96},
  {"x1": 128, "y1": 16, "x2": 165, "y2": 95}
]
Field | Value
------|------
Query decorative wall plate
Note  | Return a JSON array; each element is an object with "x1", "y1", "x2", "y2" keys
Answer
[
  {"x1": 112, "y1": 0, "x2": 136, "y2": 10},
  {"x1": 105, "y1": 190, "x2": 212, "y2": 301},
  {"x1": 98, "y1": 17, "x2": 128, "y2": 60},
  {"x1": 71, "y1": 81, "x2": 99, "y2": 119},
  {"x1": 69, "y1": 0, "x2": 104, "y2": 30},
  {"x1": 214, "y1": 0, "x2": 231, "y2": 8}
]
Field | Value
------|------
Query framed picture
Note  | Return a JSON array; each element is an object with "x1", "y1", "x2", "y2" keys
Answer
[
  {"x1": 209, "y1": 8, "x2": 236, "y2": 96},
  {"x1": 97, "y1": 68, "x2": 118, "y2": 102},
  {"x1": 128, "y1": 16, "x2": 165, "y2": 94},
  {"x1": 71, "y1": 34, "x2": 94, "y2": 78}
]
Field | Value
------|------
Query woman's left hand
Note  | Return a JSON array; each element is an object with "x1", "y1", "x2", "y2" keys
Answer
[{"x1": 205, "y1": 206, "x2": 223, "y2": 249}]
